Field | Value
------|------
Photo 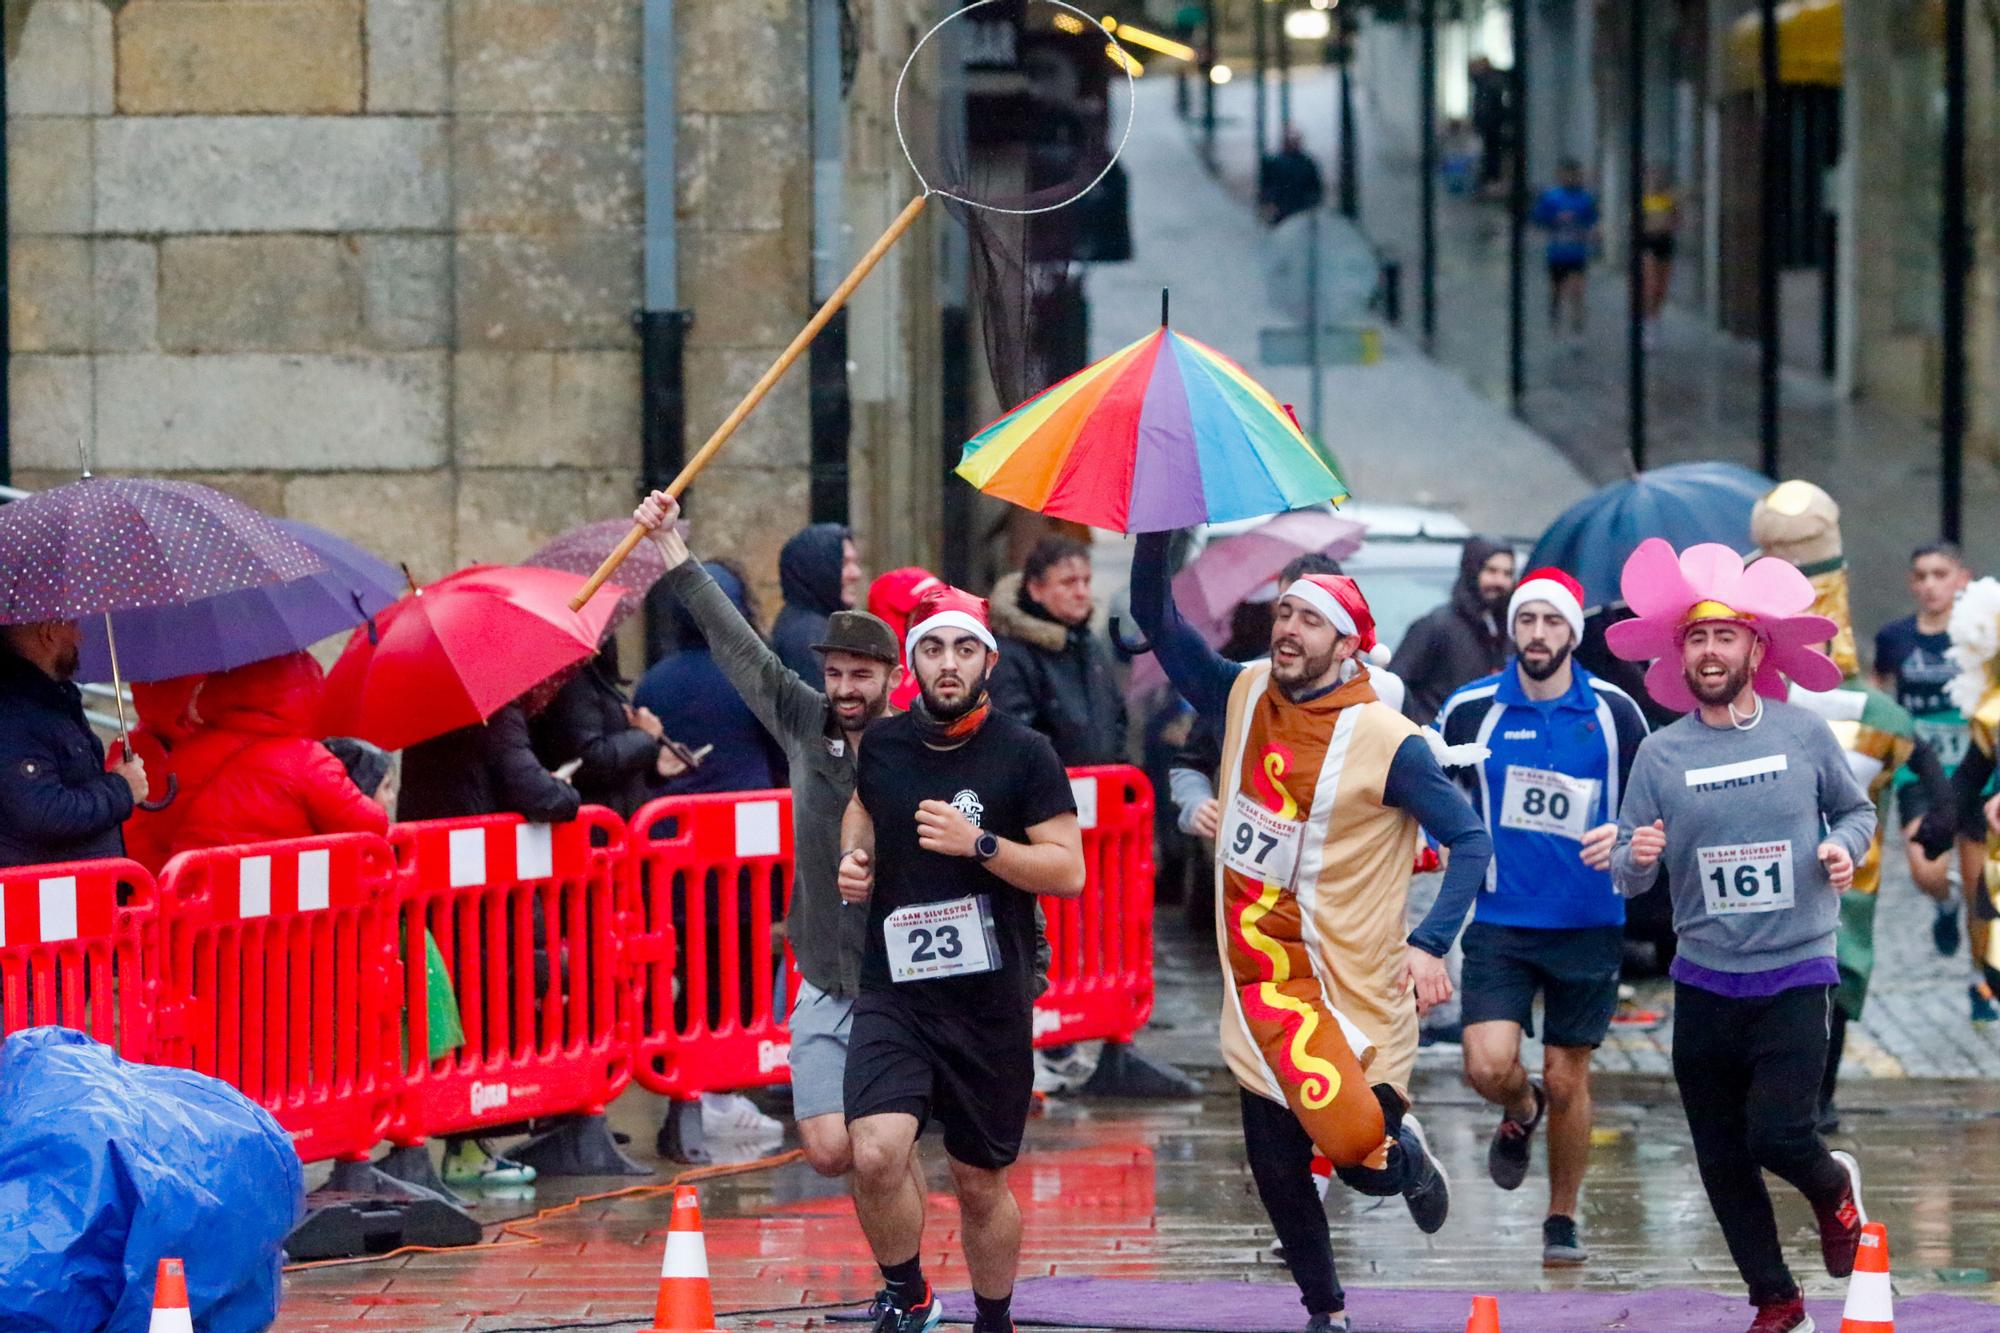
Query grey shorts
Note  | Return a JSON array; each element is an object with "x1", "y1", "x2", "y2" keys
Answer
[{"x1": 788, "y1": 978, "x2": 853, "y2": 1120}]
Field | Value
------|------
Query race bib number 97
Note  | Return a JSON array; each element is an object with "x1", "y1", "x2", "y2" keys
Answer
[
  {"x1": 1221, "y1": 791, "x2": 1306, "y2": 888},
  {"x1": 884, "y1": 895, "x2": 999, "y2": 983},
  {"x1": 1698, "y1": 840, "x2": 1794, "y2": 916},
  {"x1": 1498, "y1": 766, "x2": 1598, "y2": 840}
]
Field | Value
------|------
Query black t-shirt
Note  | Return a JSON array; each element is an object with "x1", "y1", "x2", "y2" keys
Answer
[
  {"x1": 855, "y1": 710, "x2": 1076, "y2": 1013},
  {"x1": 1875, "y1": 615, "x2": 1958, "y2": 718}
]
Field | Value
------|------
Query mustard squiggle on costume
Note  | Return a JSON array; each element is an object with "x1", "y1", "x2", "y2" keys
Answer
[{"x1": 1231, "y1": 742, "x2": 1342, "y2": 1108}]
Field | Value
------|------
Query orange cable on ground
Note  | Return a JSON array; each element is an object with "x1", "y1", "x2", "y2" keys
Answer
[{"x1": 282, "y1": 1147, "x2": 805, "y2": 1273}]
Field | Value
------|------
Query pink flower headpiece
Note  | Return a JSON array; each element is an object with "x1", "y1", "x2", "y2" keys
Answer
[{"x1": 1605, "y1": 538, "x2": 1841, "y2": 712}]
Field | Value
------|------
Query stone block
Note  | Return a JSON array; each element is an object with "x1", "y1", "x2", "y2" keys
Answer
[
  {"x1": 452, "y1": 468, "x2": 636, "y2": 570},
  {"x1": 117, "y1": 0, "x2": 363, "y2": 114},
  {"x1": 365, "y1": 0, "x2": 447, "y2": 112},
  {"x1": 10, "y1": 355, "x2": 90, "y2": 470},
  {"x1": 682, "y1": 464, "x2": 810, "y2": 613},
  {"x1": 680, "y1": 344, "x2": 809, "y2": 470},
  {"x1": 452, "y1": 0, "x2": 639, "y2": 114},
  {"x1": 10, "y1": 237, "x2": 90, "y2": 353},
  {"x1": 158, "y1": 235, "x2": 362, "y2": 352},
  {"x1": 454, "y1": 350, "x2": 640, "y2": 469},
  {"x1": 677, "y1": 0, "x2": 805, "y2": 116},
  {"x1": 10, "y1": 116, "x2": 92, "y2": 234},
  {"x1": 95, "y1": 117, "x2": 449, "y2": 234},
  {"x1": 93, "y1": 353, "x2": 448, "y2": 471},
  {"x1": 455, "y1": 115, "x2": 641, "y2": 233},
  {"x1": 8, "y1": 0, "x2": 113, "y2": 115},
  {"x1": 358, "y1": 236, "x2": 451, "y2": 349},
  {"x1": 455, "y1": 234, "x2": 639, "y2": 350},
  {"x1": 94, "y1": 240, "x2": 159, "y2": 352},
  {"x1": 285, "y1": 469, "x2": 456, "y2": 586},
  {"x1": 677, "y1": 112, "x2": 808, "y2": 233},
  {"x1": 678, "y1": 228, "x2": 810, "y2": 348}
]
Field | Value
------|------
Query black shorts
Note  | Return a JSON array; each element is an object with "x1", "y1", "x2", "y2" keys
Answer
[
  {"x1": 1460, "y1": 921, "x2": 1624, "y2": 1048},
  {"x1": 1641, "y1": 234, "x2": 1677, "y2": 260},
  {"x1": 843, "y1": 989, "x2": 1034, "y2": 1170},
  {"x1": 1547, "y1": 257, "x2": 1587, "y2": 282},
  {"x1": 1897, "y1": 778, "x2": 1936, "y2": 828}
]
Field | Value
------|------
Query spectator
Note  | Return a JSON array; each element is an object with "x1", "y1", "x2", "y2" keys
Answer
[
  {"x1": 989, "y1": 536, "x2": 1128, "y2": 766},
  {"x1": 530, "y1": 643, "x2": 687, "y2": 819},
  {"x1": 1389, "y1": 537, "x2": 1516, "y2": 725},
  {"x1": 636, "y1": 561, "x2": 786, "y2": 795},
  {"x1": 868, "y1": 565, "x2": 942, "y2": 713},
  {"x1": 0, "y1": 620, "x2": 146, "y2": 869},
  {"x1": 116, "y1": 675, "x2": 206, "y2": 873},
  {"x1": 168, "y1": 652, "x2": 388, "y2": 855},
  {"x1": 770, "y1": 524, "x2": 862, "y2": 684},
  {"x1": 1469, "y1": 55, "x2": 1512, "y2": 196},
  {"x1": 325, "y1": 737, "x2": 397, "y2": 817},
  {"x1": 1258, "y1": 128, "x2": 1325, "y2": 228}
]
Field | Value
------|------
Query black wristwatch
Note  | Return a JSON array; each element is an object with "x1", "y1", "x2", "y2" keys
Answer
[{"x1": 973, "y1": 832, "x2": 1000, "y2": 862}]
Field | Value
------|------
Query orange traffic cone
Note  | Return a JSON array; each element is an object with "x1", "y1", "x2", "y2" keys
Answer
[
  {"x1": 149, "y1": 1258, "x2": 193, "y2": 1333},
  {"x1": 1465, "y1": 1293, "x2": 1502, "y2": 1332},
  {"x1": 1839, "y1": 1222, "x2": 1895, "y2": 1332},
  {"x1": 648, "y1": 1186, "x2": 719, "y2": 1333}
]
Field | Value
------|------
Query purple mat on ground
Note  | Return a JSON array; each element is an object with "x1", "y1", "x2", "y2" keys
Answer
[{"x1": 836, "y1": 1277, "x2": 1996, "y2": 1331}]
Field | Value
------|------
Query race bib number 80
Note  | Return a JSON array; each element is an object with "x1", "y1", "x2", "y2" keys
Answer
[
  {"x1": 1498, "y1": 766, "x2": 1598, "y2": 840},
  {"x1": 884, "y1": 895, "x2": 1000, "y2": 982},
  {"x1": 1698, "y1": 840, "x2": 1794, "y2": 916}
]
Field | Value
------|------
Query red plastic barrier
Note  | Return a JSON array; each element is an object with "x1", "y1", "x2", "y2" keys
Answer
[
  {"x1": 1032, "y1": 765, "x2": 1157, "y2": 1047},
  {"x1": 153, "y1": 835, "x2": 402, "y2": 1163},
  {"x1": 385, "y1": 807, "x2": 633, "y2": 1144},
  {"x1": 0, "y1": 857, "x2": 157, "y2": 1057}
]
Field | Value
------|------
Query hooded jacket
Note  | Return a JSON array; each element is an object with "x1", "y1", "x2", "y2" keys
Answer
[
  {"x1": 169, "y1": 652, "x2": 388, "y2": 855},
  {"x1": 0, "y1": 646, "x2": 133, "y2": 869},
  {"x1": 770, "y1": 524, "x2": 851, "y2": 685},
  {"x1": 636, "y1": 561, "x2": 786, "y2": 795},
  {"x1": 115, "y1": 675, "x2": 206, "y2": 873},
  {"x1": 986, "y1": 571, "x2": 1129, "y2": 767},
  {"x1": 1388, "y1": 535, "x2": 1512, "y2": 725},
  {"x1": 530, "y1": 647, "x2": 662, "y2": 819}
]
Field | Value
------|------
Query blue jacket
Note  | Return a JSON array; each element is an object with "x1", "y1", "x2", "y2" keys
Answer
[
  {"x1": 637, "y1": 561, "x2": 786, "y2": 797},
  {"x1": 0, "y1": 649, "x2": 132, "y2": 869},
  {"x1": 1435, "y1": 662, "x2": 1648, "y2": 930}
]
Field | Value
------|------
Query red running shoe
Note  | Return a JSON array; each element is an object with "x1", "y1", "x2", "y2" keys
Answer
[
  {"x1": 1813, "y1": 1150, "x2": 1867, "y2": 1278},
  {"x1": 1745, "y1": 1293, "x2": 1813, "y2": 1332}
]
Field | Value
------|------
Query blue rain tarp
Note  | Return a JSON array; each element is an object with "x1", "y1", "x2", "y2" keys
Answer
[{"x1": 0, "y1": 1027, "x2": 303, "y2": 1332}]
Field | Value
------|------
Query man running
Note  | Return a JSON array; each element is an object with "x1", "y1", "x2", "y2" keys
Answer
[
  {"x1": 838, "y1": 585, "x2": 1085, "y2": 1333},
  {"x1": 1607, "y1": 538, "x2": 1871, "y2": 1333},
  {"x1": 1131, "y1": 532, "x2": 1490, "y2": 1333},
  {"x1": 1435, "y1": 567, "x2": 1648, "y2": 1268}
]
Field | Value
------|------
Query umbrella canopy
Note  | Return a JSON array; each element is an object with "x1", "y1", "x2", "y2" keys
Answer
[
  {"x1": 1527, "y1": 461, "x2": 1772, "y2": 610},
  {"x1": 0, "y1": 477, "x2": 323, "y2": 624},
  {"x1": 955, "y1": 326, "x2": 1351, "y2": 533},
  {"x1": 1174, "y1": 509, "x2": 1366, "y2": 629},
  {"x1": 75, "y1": 520, "x2": 405, "y2": 685},
  {"x1": 320, "y1": 565, "x2": 624, "y2": 753},
  {"x1": 527, "y1": 517, "x2": 672, "y2": 636}
]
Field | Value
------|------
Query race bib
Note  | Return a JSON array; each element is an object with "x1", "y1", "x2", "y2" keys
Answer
[
  {"x1": 1221, "y1": 790, "x2": 1306, "y2": 887},
  {"x1": 883, "y1": 896, "x2": 999, "y2": 983},
  {"x1": 1698, "y1": 841, "x2": 1794, "y2": 916},
  {"x1": 1498, "y1": 766, "x2": 1598, "y2": 840},
  {"x1": 1916, "y1": 717, "x2": 1972, "y2": 770}
]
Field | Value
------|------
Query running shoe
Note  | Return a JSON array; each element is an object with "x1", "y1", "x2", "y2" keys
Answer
[
  {"x1": 701, "y1": 1091, "x2": 782, "y2": 1138},
  {"x1": 1398, "y1": 1114, "x2": 1451, "y2": 1235},
  {"x1": 1486, "y1": 1078, "x2": 1547, "y2": 1191},
  {"x1": 1304, "y1": 1314, "x2": 1351, "y2": 1333},
  {"x1": 440, "y1": 1138, "x2": 537, "y2": 1187},
  {"x1": 1934, "y1": 901, "x2": 1963, "y2": 957},
  {"x1": 1970, "y1": 983, "x2": 1998, "y2": 1026},
  {"x1": 870, "y1": 1285, "x2": 942, "y2": 1333},
  {"x1": 1541, "y1": 1213, "x2": 1589, "y2": 1267},
  {"x1": 1815, "y1": 1150, "x2": 1866, "y2": 1279},
  {"x1": 1745, "y1": 1294, "x2": 1813, "y2": 1333}
]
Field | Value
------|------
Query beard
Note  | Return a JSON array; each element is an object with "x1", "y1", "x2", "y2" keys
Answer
[
  {"x1": 1685, "y1": 656, "x2": 1755, "y2": 707},
  {"x1": 1481, "y1": 586, "x2": 1510, "y2": 613},
  {"x1": 831, "y1": 685, "x2": 891, "y2": 730},
  {"x1": 52, "y1": 644, "x2": 80, "y2": 682},
  {"x1": 1517, "y1": 640, "x2": 1572, "y2": 682},
  {"x1": 918, "y1": 662, "x2": 988, "y2": 720},
  {"x1": 1271, "y1": 636, "x2": 1339, "y2": 694}
]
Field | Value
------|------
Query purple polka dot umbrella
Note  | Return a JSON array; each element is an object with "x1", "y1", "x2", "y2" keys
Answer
[{"x1": 527, "y1": 517, "x2": 676, "y2": 637}]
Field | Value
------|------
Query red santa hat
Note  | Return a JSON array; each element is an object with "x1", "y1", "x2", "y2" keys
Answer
[
  {"x1": 1507, "y1": 567, "x2": 1586, "y2": 643},
  {"x1": 1280, "y1": 574, "x2": 1377, "y2": 653},
  {"x1": 904, "y1": 585, "x2": 998, "y2": 663}
]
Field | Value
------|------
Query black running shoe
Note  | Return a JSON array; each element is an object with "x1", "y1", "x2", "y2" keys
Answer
[
  {"x1": 871, "y1": 1286, "x2": 943, "y2": 1333},
  {"x1": 1304, "y1": 1314, "x2": 1352, "y2": 1332},
  {"x1": 1399, "y1": 1113, "x2": 1450, "y2": 1234},
  {"x1": 1934, "y1": 902, "x2": 1963, "y2": 958},
  {"x1": 1542, "y1": 1213, "x2": 1589, "y2": 1266},
  {"x1": 1487, "y1": 1077, "x2": 1546, "y2": 1192}
]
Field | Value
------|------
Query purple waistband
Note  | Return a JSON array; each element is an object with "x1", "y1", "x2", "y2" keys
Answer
[{"x1": 1670, "y1": 954, "x2": 1840, "y2": 999}]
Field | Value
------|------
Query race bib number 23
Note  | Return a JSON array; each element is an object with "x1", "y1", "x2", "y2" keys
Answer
[
  {"x1": 1698, "y1": 841, "x2": 1794, "y2": 916},
  {"x1": 884, "y1": 895, "x2": 1000, "y2": 982}
]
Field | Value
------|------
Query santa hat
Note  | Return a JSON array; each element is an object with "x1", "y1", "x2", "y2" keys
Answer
[
  {"x1": 1507, "y1": 567, "x2": 1586, "y2": 644},
  {"x1": 1281, "y1": 575, "x2": 1377, "y2": 653},
  {"x1": 904, "y1": 585, "x2": 998, "y2": 664}
]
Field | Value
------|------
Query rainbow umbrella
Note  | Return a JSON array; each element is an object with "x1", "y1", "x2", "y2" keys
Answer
[{"x1": 955, "y1": 325, "x2": 1350, "y2": 533}]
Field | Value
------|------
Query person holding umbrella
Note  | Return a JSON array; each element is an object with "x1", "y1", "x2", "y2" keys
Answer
[{"x1": 0, "y1": 621, "x2": 148, "y2": 869}]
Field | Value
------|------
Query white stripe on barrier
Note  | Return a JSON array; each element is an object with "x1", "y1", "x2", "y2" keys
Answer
[
  {"x1": 448, "y1": 827, "x2": 487, "y2": 887},
  {"x1": 238, "y1": 857, "x2": 272, "y2": 919},
  {"x1": 297, "y1": 848, "x2": 331, "y2": 912},
  {"x1": 662, "y1": 1230, "x2": 709, "y2": 1279},
  {"x1": 735, "y1": 800, "x2": 781, "y2": 859},
  {"x1": 38, "y1": 876, "x2": 78, "y2": 942},
  {"x1": 516, "y1": 823, "x2": 554, "y2": 879},
  {"x1": 1071, "y1": 776, "x2": 1099, "y2": 830}
]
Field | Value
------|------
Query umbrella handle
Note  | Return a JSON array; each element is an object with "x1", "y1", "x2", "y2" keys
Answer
[
  {"x1": 137, "y1": 772, "x2": 178, "y2": 814},
  {"x1": 570, "y1": 192, "x2": 932, "y2": 612}
]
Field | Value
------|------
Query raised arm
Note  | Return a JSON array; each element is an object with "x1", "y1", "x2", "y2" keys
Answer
[{"x1": 1129, "y1": 531, "x2": 1243, "y2": 725}]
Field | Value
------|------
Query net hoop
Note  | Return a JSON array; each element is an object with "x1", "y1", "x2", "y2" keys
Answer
[{"x1": 893, "y1": 0, "x2": 1137, "y2": 217}]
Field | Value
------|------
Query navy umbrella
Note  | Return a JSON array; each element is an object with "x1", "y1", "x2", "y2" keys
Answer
[{"x1": 1528, "y1": 461, "x2": 1773, "y2": 610}]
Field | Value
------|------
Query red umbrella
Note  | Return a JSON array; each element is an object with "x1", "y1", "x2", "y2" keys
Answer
[{"x1": 321, "y1": 565, "x2": 624, "y2": 752}]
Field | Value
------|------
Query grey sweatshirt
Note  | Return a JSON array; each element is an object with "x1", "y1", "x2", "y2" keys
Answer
[{"x1": 1612, "y1": 699, "x2": 1875, "y2": 975}]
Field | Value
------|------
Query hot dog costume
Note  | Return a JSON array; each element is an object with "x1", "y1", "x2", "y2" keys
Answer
[{"x1": 1945, "y1": 575, "x2": 2000, "y2": 995}]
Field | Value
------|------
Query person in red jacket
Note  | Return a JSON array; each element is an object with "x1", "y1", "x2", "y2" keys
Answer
[
  {"x1": 168, "y1": 652, "x2": 388, "y2": 855},
  {"x1": 869, "y1": 566, "x2": 941, "y2": 713},
  {"x1": 112, "y1": 674, "x2": 207, "y2": 873}
]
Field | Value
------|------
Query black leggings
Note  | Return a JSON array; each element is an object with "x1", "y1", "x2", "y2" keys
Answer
[
  {"x1": 1240, "y1": 1086, "x2": 1410, "y2": 1317},
  {"x1": 1672, "y1": 982, "x2": 1849, "y2": 1305}
]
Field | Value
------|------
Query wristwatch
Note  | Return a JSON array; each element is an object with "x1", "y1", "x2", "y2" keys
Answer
[{"x1": 973, "y1": 832, "x2": 1000, "y2": 862}]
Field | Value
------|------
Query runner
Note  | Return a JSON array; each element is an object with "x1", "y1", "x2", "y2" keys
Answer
[
  {"x1": 1434, "y1": 567, "x2": 1649, "y2": 1268},
  {"x1": 1606, "y1": 538, "x2": 1871, "y2": 1333},
  {"x1": 1130, "y1": 532, "x2": 1492, "y2": 1333},
  {"x1": 837, "y1": 585, "x2": 1085, "y2": 1333},
  {"x1": 1941, "y1": 575, "x2": 2000, "y2": 1008}
]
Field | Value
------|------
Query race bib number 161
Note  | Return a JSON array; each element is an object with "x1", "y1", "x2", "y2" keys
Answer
[{"x1": 1697, "y1": 840, "x2": 1794, "y2": 916}]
